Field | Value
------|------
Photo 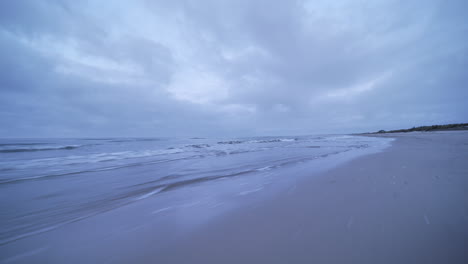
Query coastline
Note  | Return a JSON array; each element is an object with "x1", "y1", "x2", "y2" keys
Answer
[
  {"x1": 1, "y1": 131, "x2": 467, "y2": 263},
  {"x1": 154, "y1": 131, "x2": 468, "y2": 263}
]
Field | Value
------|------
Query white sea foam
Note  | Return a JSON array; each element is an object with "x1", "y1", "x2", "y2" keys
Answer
[
  {"x1": 238, "y1": 187, "x2": 264, "y2": 196},
  {"x1": 256, "y1": 166, "x2": 272, "y2": 171},
  {"x1": 152, "y1": 207, "x2": 173, "y2": 215},
  {"x1": 0, "y1": 148, "x2": 185, "y2": 171},
  {"x1": 135, "y1": 187, "x2": 165, "y2": 201}
]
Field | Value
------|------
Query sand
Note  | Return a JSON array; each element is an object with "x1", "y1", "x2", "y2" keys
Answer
[{"x1": 1, "y1": 131, "x2": 467, "y2": 263}]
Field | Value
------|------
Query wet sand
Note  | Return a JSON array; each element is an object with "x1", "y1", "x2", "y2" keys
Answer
[
  {"x1": 1, "y1": 132, "x2": 467, "y2": 263},
  {"x1": 155, "y1": 131, "x2": 468, "y2": 263}
]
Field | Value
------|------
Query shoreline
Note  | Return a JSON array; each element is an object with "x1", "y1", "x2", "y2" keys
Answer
[
  {"x1": 1, "y1": 131, "x2": 467, "y2": 263},
  {"x1": 154, "y1": 131, "x2": 468, "y2": 263}
]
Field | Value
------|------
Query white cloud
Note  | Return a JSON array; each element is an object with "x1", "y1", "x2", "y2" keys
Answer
[
  {"x1": 272, "y1": 104, "x2": 290, "y2": 113},
  {"x1": 17, "y1": 34, "x2": 151, "y2": 86},
  {"x1": 167, "y1": 68, "x2": 230, "y2": 104},
  {"x1": 320, "y1": 71, "x2": 393, "y2": 100},
  {"x1": 220, "y1": 103, "x2": 257, "y2": 115}
]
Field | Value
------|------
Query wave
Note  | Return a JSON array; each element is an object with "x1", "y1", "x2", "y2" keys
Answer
[
  {"x1": 0, "y1": 146, "x2": 268, "y2": 185},
  {"x1": 0, "y1": 157, "x2": 188, "y2": 185},
  {"x1": 249, "y1": 138, "x2": 297, "y2": 143},
  {"x1": 0, "y1": 145, "x2": 81, "y2": 153},
  {"x1": 217, "y1": 138, "x2": 297, "y2": 145},
  {"x1": 108, "y1": 138, "x2": 162, "y2": 143},
  {"x1": 0, "y1": 147, "x2": 186, "y2": 171},
  {"x1": 185, "y1": 144, "x2": 210, "y2": 148},
  {"x1": 0, "y1": 136, "x2": 369, "y2": 185},
  {"x1": 0, "y1": 143, "x2": 46, "y2": 146},
  {"x1": 124, "y1": 149, "x2": 353, "y2": 199},
  {"x1": 217, "y1": 140, "x2": 244, "y2": 145}
]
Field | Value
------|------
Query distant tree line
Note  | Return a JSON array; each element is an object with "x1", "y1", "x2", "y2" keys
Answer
[{"x1": 374, "y1": 123, "x2": 468, "y2": 134}]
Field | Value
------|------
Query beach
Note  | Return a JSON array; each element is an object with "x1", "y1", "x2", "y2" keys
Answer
[
  {"x1": 1, "y1": 131, "x2": 467, "y2": 263},
  {"x1": 157, "y1": 131, "x2": 468, "y2": 263}
]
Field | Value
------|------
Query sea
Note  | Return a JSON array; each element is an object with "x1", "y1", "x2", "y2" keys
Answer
[{"x1": 0, "y1": 135, "x2": 393, "y2": 246}]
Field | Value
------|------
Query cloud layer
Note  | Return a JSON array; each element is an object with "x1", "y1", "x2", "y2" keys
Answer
[{"x1": 1, "y1": 0, "x2": 467, "y2": 137}]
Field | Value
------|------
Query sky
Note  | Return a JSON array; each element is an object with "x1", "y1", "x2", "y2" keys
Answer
[{"x1": 0, "y1": 0, "x2": 467, "y2": 137}]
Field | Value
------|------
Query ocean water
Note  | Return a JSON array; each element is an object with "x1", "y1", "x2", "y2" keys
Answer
[{"x1": 0, "y1": 135, "x2": 393, "y2": 245}]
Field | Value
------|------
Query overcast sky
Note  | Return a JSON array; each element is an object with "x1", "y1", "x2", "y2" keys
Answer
[{"x1": 0, "y1": 0, "x2": 467, "y2": 137}]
